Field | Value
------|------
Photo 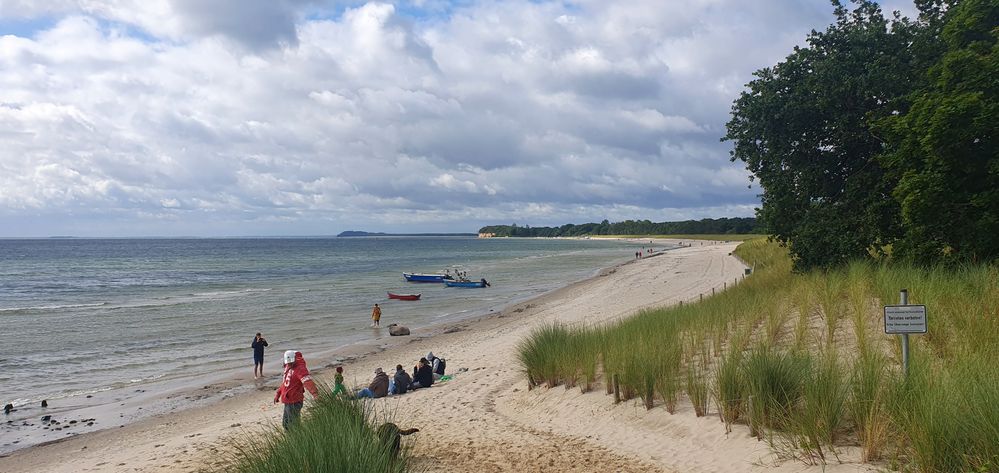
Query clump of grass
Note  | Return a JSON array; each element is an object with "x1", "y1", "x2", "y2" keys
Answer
[
  {"x1": 684, "y1": 339, "x2": 710, "y2": 417},
  {"x1": 742, "y1": 345, "x2": 809, "y2": 434},
  {"x1": 850, "y1": 350, "x2": 893, "y2": 462},
  {"x1": 715, "y1": 349, "x2": 745, "y2": 432},
  {"x1": 217, "y1": 389, "x2": 408, "y2": 473},
  {"x1": 653, "y1": 341, "x2": 683, "y2": 413},
  {"x1": 816, "y1": 273, "x2": 845, "y2": 349},
  {"x1": 795, "y1": 350, "x2": 848, "y2": 463}
]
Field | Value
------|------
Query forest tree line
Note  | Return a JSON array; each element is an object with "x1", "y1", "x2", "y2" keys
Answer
[{"x1": 478, "y1": 217, "x2": 760, "y2": 238}]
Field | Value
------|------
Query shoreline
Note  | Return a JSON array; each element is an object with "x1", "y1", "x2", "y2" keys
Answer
[
  {"x1": 0, "y1": 239, "x2": 785, "y2": 473},
  {"x1": 0, "y1": 239, "x2": 649, "y2": 457}
]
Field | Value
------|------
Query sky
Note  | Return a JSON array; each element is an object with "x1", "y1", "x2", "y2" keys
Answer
[{"x1": 0, "y1": 0, "x2": 919, "y2": 237}]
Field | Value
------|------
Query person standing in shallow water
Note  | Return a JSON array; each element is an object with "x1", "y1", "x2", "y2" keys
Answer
[
  {"x1": 371, "y1": 303, "x2": 382, "y2": 327},
  {"x1": 251, "y1": 332, "x2": 268, "y2": 378}
]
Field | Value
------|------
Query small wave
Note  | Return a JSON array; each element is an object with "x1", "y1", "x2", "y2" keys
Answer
[
  {"x1": 99, "y1": 288, "x2": 275, "y2": 311},
  {"x1": 190, "y1": 288, "x2": 273, "y2": 298},
  {"x1": 0, "y1": 302, "x2": 108, "y2": 313},
  {"x1": 5, "y1": 385, "x2": 116, "y2": 407}
]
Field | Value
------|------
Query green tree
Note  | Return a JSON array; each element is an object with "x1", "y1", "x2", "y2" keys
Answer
[
  {"x1": 878, "y1": 0, "x2": 999, "y2": 263},
  {"x1": 724, "y1": 1, "x2": 930, "y2": 270}
]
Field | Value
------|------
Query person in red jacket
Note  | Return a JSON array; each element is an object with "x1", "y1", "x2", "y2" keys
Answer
[{"x1": 274, "y1": 350, "x2": 319, "y2": 430}]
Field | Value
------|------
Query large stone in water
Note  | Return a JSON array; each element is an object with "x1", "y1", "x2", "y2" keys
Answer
[{"x1": 388, "y1": 324, "x2": 411, "y2": 336}]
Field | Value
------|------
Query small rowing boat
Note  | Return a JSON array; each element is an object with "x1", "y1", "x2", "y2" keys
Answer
[{"x1": 387, "y1": 292, "x2": 421, "y2": 301}]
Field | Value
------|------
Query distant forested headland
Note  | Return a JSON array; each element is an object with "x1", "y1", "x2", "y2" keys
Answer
[{"x1": 478, "y1": 217, "x2": 760, "y2": 238}]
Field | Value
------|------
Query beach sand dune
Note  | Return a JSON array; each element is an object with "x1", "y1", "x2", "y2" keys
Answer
[{"x1": 0, "y1": 241, "x2": 872, "y2": 472}]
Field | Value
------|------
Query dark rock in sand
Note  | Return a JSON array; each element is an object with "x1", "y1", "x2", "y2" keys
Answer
[
  {"x1": 388, "y1": 324, "x2": 411, "y2": 336},
  {"x1": 4, "y1": 403, "x2": 13, "y2": 415},
  {"x1": 41, "y1": 415, "x2": 51, "y2": 422}
]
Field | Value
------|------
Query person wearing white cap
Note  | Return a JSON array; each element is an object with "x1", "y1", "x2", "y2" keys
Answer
[
  {"x1": 356, "y1": 367, "x2": 389, "y2": 398},
  {"x1": 274, "y1": 350, "x2": 319, "y2": 430}
]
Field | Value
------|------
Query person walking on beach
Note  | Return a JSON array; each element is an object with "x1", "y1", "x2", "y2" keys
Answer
[
  {"x1": 251, "y1": 333, "x2": 268, "y2": 378},
  {"x1": 332, "y1": 366, "x2": 346, "y2": 396},
  {"x1": 371, "y1": 303, "x2": 382, "y2": 327},
  {"x1": 274, "y1": 350, "x2": 319, "y2": 430}
]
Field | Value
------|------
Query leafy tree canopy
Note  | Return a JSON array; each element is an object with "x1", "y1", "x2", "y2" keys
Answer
[
  {"x1": 877, "y1": 0, "x2": 999, "y2": 263},
  {"x1": 723, "y1": 0, "x2": 984, "y2": 270}
]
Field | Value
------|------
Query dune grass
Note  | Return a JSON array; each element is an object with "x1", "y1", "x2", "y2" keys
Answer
[
  {"x1": 517, "y1": 238, "x2": 999, "y2": 471},
  {"x1": 215, "y1": 387, "x2": 411, "y2": 473}
]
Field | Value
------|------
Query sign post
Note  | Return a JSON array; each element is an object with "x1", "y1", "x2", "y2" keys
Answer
[{"x1": 884, "y1": 289, "x2": 927, "y2": 376}]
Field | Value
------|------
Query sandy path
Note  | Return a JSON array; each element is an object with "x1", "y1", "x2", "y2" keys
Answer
[{"x1": 0, "y1": 241, "x2": 874, "y2": 472}]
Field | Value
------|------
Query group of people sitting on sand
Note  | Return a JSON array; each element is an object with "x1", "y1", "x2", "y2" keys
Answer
[
  {"x1": 271, "y1": 348, "x2": 448, "y2": 430},
  {"x1": 354, "y1": 352, "x2": 446, "y2": 399}
]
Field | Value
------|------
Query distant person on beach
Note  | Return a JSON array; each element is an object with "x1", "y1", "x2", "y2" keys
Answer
[
  {"x1": 274, "y1": 350, "x2": 319, "y2": 430},
  {"x1": 371, "y1": 303, "x2": 382, "y2": 327},
  {"x1": 332, "y1": 366, "x2": 346, "y2": 396},
  {"x1": 251, "y1": 333, "x2": 268, "y2": 378},
  {"x1": 356, "y1": 368, "x2": 389, "y2": 398},
  {"x1": 392, "y1": 364, "x2": 412, "y2": 395},
  {"x1": 410, "y1": 358, "x2": 434, "y2": 390}
]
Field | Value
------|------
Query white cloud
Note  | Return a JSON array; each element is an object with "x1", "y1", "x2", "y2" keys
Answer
[{"x1": 0, "y1": 0, "x2": 893, "y2": 236}]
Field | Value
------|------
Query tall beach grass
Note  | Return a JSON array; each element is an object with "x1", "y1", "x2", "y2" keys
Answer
[
  {"x1": 517, "y1": 238, "x2": 999, "y2": 471},
  {"x1": 215, "y1": 386, "x2": 412, "y2": 473}
]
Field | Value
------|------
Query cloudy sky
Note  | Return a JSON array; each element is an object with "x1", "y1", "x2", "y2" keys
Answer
[{"x1": 0, "y1": 0, "x2": 917, "y2": 237}]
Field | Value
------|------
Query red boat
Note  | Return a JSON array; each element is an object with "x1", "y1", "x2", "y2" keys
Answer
[{"x1": 387, "y1": 292, "x2": 421, "y2": 301}]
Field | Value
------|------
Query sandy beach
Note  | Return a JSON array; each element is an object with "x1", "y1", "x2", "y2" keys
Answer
[{"x1": 0, "y1": 240, "x2": 875, "y2": 472}]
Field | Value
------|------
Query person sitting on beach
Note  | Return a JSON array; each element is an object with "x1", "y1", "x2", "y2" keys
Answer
[
  {"x1": 410, "y1": 358, "x2": 434, "y2": 390},
  {"x1": 274, "y1": 350, "x2": 319, "y2": 430},
  {"x1": 392, "y1": 364, "x2": 412, "y2": 395},
  {"x1": 426, "y1": 351, "x2": 446, "y2": 380},
  {"x1": 356, "y1": 368, "x2": 389, "y2": 399}
]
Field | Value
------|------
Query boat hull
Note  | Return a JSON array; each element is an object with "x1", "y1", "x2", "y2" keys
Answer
[
  {"x1": 403, "y1": 273, "x2": 452, "y2": 283},
  {"x1": 387, "y1": 292, "x2": 421, "y2": 301},
  {"x1": 444, "y1": 280, "x2": 487, "y2": 288}
]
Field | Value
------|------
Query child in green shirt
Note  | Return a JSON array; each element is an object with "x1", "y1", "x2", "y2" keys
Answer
[{"x1": 332, "y1": 366, "x2": 346, "y2": 396}]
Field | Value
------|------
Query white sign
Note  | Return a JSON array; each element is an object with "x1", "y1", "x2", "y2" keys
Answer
[{"x1": 884, "y1": 305, "x2": 927, "y2": 334}]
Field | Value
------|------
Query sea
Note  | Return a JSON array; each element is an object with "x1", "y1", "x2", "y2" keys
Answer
[{"x1": 0, "y1": 236, "x2": 652, "y2": 420}]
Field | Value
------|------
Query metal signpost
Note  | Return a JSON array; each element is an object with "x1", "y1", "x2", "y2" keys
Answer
[{"x1": 884, "y1": 289, "x2": 927, "y2": 376}]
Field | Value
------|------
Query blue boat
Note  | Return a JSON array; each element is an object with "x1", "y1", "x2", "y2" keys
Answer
[
  {"x1": 445, "y1": 279, "x2": 490, "y2": 288},
  {"x1": 403, "y1": 272, "x2": 454, "y2": 283}
]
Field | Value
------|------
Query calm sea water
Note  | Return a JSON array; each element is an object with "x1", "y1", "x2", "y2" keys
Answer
[{"x1": 0, "y1": 237, "x2": 646, "y2": 408}]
